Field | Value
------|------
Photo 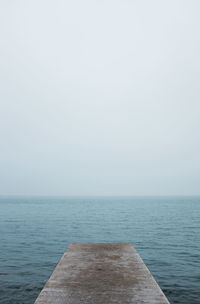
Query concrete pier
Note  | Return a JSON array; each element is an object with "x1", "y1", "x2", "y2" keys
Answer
[{"x1": 34, "y1": 243, "x2": 170, "y2": 304}]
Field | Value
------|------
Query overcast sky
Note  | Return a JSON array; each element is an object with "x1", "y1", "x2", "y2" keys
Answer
[{"x1": 0, "y1": 0, "x2": 200, "y2": 195}]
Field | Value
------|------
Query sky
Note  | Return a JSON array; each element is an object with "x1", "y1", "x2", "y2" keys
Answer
[{"x1": 0, "y1": 0, "x2": 200, "y2": 196}]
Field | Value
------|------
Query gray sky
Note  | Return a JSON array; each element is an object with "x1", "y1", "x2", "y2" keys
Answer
[{"x1": 0, "y1": 0, "x2": 200, "y2": 195}]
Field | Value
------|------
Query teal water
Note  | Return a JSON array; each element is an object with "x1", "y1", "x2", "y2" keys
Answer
[{"x1": 0, "y1": 196, "x2": 200, "y2": 304}]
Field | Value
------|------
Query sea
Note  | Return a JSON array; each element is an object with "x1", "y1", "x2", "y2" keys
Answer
[{"x1": 0, "y1": 196, "x2": 200, "y2": 304}]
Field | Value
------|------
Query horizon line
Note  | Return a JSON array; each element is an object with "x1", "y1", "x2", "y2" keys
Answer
[{"x1": 0, "y1": 194, "x2": 200, "y2": 197}]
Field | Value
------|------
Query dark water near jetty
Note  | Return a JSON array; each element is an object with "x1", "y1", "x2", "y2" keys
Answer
[{"x1": 0, "y1": 196, "x2": 200, "y2": 304}]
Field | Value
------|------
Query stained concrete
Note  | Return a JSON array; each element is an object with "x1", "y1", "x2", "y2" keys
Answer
[{"x1": 34, "y1": 243, "x2": 170, "y2": 304}]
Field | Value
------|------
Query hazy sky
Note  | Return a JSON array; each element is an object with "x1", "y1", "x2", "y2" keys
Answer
[{"x1": 0, "y1": 0, "x2": 200, "y2": 195}]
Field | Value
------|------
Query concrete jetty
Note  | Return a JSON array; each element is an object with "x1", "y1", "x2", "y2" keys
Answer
[{"x1": 34, "y1": 243, "x2": 170, "y2": 304}]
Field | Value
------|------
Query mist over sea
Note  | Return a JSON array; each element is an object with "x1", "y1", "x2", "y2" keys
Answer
[{"x1": 0, "y1": 196, "x2": 200, "y2": 304}]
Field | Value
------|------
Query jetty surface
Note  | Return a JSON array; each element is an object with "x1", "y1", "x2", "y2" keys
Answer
[{"x1": 34, "y1": 243, "x2": 169, "y2": 304}]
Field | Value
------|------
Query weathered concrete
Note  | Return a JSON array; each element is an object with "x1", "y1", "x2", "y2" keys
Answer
[{"x1": 34, "y1": 243, "x2": 170, "y2": 304}]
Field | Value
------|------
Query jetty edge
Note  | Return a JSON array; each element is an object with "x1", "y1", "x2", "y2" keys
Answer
[{"x1": 34, "y1": 242, "x2": 170, "y2": 304}]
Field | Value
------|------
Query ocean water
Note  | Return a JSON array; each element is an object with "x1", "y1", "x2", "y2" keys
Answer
[{"x1": 0, "y1": 196, "x2": 200, "y2": 304}]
